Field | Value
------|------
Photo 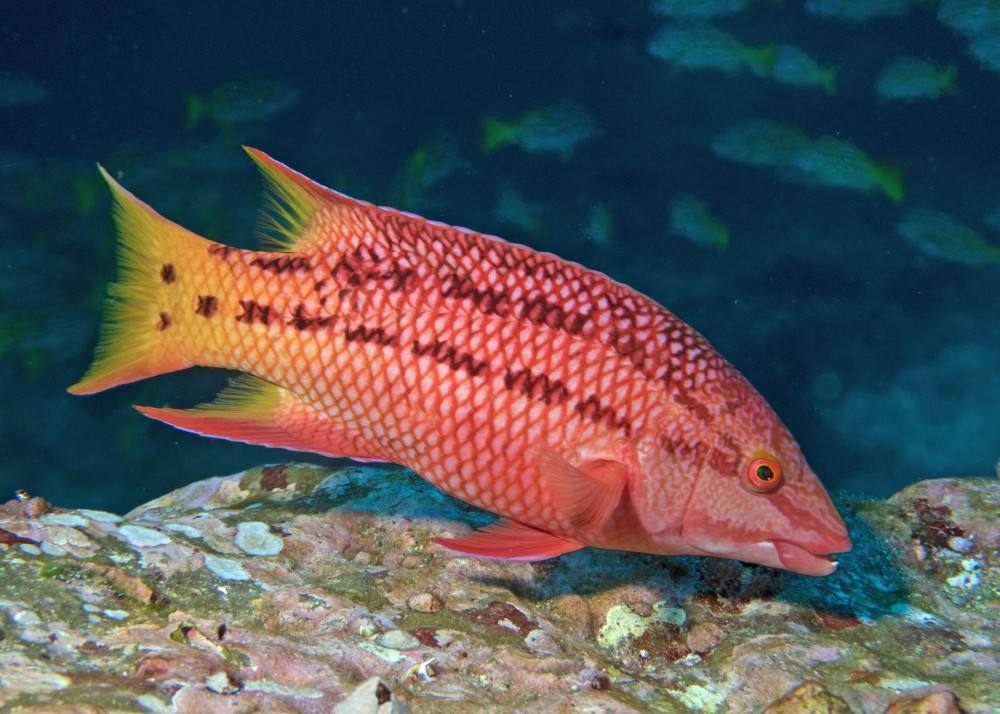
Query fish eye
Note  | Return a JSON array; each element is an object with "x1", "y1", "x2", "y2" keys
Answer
[{"x1": 746, "y1": 455, "x2": 783, "y2": 493}]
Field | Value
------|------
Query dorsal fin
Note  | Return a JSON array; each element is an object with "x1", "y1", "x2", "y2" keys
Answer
[{"x1": 244, "y1": 146, "x2": 380, "y2": 255}]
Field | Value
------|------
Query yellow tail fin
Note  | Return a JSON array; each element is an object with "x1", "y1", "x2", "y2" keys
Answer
[{"x1": 68, "y1": 166, "x2": 207, "y2": 395}]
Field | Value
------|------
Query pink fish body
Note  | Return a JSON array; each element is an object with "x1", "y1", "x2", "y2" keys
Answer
[{"x1": 70, "y1": 148, "x2": 851, "y2": 575}]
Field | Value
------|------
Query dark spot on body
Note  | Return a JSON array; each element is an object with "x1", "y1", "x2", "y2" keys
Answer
[
  {"x1": 236, "y1": 300, "x2": 273, "y2": 326},
  {"x1": 441, "y1": 276, "x2": 510, "y2": 319},
  {"x1": 412, "y1": 338, "x2": 488, "y2": 377},
  {"x1": 503, "y1": 368, "x2": 570, "y2": 405},
  {"x1": 195, "y1": 295, "x2": 218, "y2": 318},
  {"x1": 157, "y1": 312, "x2": 171, "y2": 331},
  {"x1": 160, "y1": 263, "x2": 176, "y2": 284},
  {"x1": 250, "y1": 254, "x2": 311, "y2": 273},
  {"x1": 574, "y1": 394, "x2": 631, "y2": 435},
  {"x1": 208, "y1": 243, "x2": 235, "y2": 259},
  {"x1": 674, "y1": 390, "x2": 711, "y2": 421},
  {"x1": 345, "y1": 323, "x2": 396, "y2": 346},
  {"x1": 287, "y1": 303, "x2": 336, "y2": 331}
]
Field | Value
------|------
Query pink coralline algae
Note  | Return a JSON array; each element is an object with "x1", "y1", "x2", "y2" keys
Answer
[{"x1": 0, "y1": 464, "x2": 996, "y2": 713}]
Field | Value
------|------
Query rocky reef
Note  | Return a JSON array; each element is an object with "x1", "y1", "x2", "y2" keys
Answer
[{"x1": 1, "y1": 463, "x2": 996, "y2": 712}]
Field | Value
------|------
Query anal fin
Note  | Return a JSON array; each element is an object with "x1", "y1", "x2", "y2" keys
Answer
[
  {"x1": 135, "y1": 375, "x2": 387, "y2": 462},
  {"x1": 434, "y1": 518, "x2": 583, "y2": 561}
]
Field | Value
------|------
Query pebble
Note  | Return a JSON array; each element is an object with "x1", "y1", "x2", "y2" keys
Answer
[
  {"x1": 234, "y1": 521, "x2": 283, "y2": 556},
  {"x1": 333, "y1": 676, "x2": 410, "y2": 714},
  {"x1": 13, "y1": 609, "x2": 42, "y2": 625},
  {"x1": 117, "y1": 525, "x2": 172, "y2": 548},
  {"x1": 39, "y1": 513, "x2": 89, "y2": 528},
  {"x1": 163, "y1": 523, "x2": 201, "y2": 538},
  {"x1": 377, "y1": 629, "x2": 421, "y2": 651},
  {"x1": 204, "y1": 554, "x2": 251, "y2": 581},
  {"x1": 947, "y1": 536, "x2": 973, "y2": 554},
  {"x1": 407, "y1": 592, "x2": 443, "y2": 613},
  {"x1": 524, "y1": 628, "x2": 561, "y2": 656},
  {"x1": 39, "y1": 542, "x2": 68, "y2": 557},
  {"x1": 77, "y1": 509, "x2": 122, "y2": 523},
  {"x1": 205, "y1": 670, "x2": 239, "y2": 694}
]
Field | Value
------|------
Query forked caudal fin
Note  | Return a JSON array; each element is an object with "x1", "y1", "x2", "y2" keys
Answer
[
  {"x1": 67, "y1": 148, "x2": 344, "y2": 396},
  {"x1": 68, "y1": 167, "x2": 211, "y2": 395}
]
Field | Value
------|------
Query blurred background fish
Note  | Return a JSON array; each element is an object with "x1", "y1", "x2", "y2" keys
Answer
[
  {"x1": 805, "y1": 0, "x2": 920, "y2": 21},
  {"x1": 648, "y1": 23, "x2": 777, "y2": 75},
  {"x1": 390, "y1": 131, "x2": 472, "y2": 211},
  {"x1": 482, "y1": 102, "x2": 600, "y2": 158},
  {"x1": 769, "y1": 44, "x2": 838, "y2": 94},
  {"x1": 650, "y1": 0, "x2": 769, "y2": 20},
  {"x1": 0, "y1": 71, "x2": 47, "y2": 108},
  {"x1": 898, "y1": 207, "x2": 1000, "y2": 267},
  {"x1": 876, "y1": 56, "x2": 958, "y2": 101},
  {"x1": 668, "y1": 193, "x2": 730, "y2": 251},
  {"x1": 712, "y1": 119, "x2": 904, "y2": 202},
  {"x1": 185, "y1": 77, "x2": 300, "y2": 128}
]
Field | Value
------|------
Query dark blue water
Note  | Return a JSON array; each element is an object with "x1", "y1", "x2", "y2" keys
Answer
[{"x1": 2, "y1": 1, "x2": 998, "y2": 513}]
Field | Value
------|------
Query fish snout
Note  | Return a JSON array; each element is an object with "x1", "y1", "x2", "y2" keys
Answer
[{"x1": 772, "y1": 518, "x2": 852, "y2": 576}]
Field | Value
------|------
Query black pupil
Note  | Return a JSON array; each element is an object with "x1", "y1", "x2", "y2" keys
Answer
[{"x1": 756, "y1": 464, "x2": 775, "y2": 481}]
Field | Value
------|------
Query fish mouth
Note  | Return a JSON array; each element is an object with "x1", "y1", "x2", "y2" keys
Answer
[{"x1": 772, "y1": 541, "x2": 841, "y2": 576}]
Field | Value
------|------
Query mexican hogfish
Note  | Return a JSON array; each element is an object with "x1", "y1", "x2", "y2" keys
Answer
[{"x1": 70, "y1": 148, "x2": 851, "y2": 575}]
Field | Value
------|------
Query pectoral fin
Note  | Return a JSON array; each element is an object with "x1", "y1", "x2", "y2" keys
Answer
[
  {"x1": 434, "y1": 519, "x2": 583, "y2": 561},
  {"x1": 536, "y1": 442, "x2": 628, "y2": 532},
  {"x1": 135, "y1": 375, "x2": 387, "y2": 462}
]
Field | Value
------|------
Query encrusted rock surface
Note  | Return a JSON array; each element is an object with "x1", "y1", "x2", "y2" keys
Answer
[{"x1": 1, "y1": 464, "x2": 996, "y2": 712}]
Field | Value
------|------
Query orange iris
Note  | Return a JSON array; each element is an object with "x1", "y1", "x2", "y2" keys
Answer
[{"x1": 746, "y1": 455, "x2": 783, "y2": 493}]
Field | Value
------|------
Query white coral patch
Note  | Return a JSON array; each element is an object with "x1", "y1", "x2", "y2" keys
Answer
[
  {"x1": 204, "y1": 554, "x2": 251, "y2": 581},
  {"x1": 117, "y1": 525, "x2": 172, "y2": 548},
  {"x1": 946, "y1": 559, "x2": 982, "y2": 589},
  {"x1": 234, "y1": 521, "x2": 284, "y2": 556}
]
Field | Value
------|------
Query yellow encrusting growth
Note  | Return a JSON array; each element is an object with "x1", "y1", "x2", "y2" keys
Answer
[{"x1": 67, "y1": 166, "x2": 206, "y2": 395}]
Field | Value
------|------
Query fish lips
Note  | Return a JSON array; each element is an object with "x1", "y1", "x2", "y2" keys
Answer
[
  {"x1": 681, "y1": 532, "x2": 851, "y2": 576},
  {"x1": 771, "y1": 540, "x2": 844, "y2": 577}
]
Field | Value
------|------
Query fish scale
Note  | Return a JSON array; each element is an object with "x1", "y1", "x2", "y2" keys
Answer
[{"x1": 70, "y1": 147, "x2": 851, "y2": 572}]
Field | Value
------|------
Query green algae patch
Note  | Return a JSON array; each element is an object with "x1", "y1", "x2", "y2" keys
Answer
[
  {"x1": 322, "y1": 570, "x2": 390, "y2": 611},
  {"x1": 39, "y1": 560, "x2": 81, "y2": 581}
]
